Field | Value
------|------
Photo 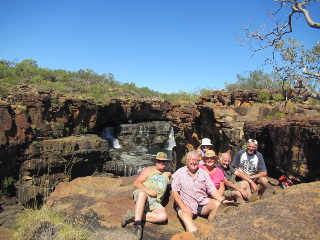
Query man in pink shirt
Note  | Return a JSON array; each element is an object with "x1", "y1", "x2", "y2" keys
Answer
[{"x1": 171, "y1": 151, "x2": 227, "y2": 233}]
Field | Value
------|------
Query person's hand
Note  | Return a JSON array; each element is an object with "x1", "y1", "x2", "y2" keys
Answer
[
  {"x1": 239, "y1": 188, "x2": 248, "y2": 199},
  {"x1": 181, "y1": 206, "x2": 193, "y2": 217},
  {"x1": 250, "y1": 181, "x2": 258, "y2": 192},
  {"x1": 148, "y1": 190, "x2": 157, "y2": 197},
  {"x1": 221, "y1": 199, "x2": 235, "y2": 204}
]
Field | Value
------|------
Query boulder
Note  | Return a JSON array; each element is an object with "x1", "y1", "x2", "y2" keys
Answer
[{"x1": 42, "y1": 175, "x2": 306, "y2": 240}]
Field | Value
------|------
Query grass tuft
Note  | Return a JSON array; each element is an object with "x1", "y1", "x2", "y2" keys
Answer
[{"x1": 14, "y1": 207, "x2": 90, "y2": 240}]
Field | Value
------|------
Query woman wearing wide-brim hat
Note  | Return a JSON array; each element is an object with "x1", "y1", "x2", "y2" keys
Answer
[
  {"x1": 121, "y1": 152, "x2": 172, "y2": 239},
  {"x1": 199, "y1": 150, "x2": 225, "y2": 197}
]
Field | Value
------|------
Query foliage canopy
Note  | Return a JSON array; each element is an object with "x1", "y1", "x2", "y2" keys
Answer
[
  {"x1": 0, "y1": 59, "x2": 212, "y2": 104},
  {"x1": 224, "y1": 69, "x2": 284, "y2": 91}
]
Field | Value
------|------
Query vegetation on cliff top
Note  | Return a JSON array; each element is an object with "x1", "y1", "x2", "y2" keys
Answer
[{"x1": 0, "y1": 59, "x2": 216, "y2": 104}]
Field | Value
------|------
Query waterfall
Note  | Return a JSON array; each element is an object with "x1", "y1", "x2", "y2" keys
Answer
[
  {"x1": 102, "y1": 127, "x2": 121, "y2": 149},
  {"x1": 166, "y1": 127, "x2": 176, "y2": 150}
]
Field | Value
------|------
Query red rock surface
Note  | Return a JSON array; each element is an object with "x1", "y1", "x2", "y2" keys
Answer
[{"x1": 43, "y1": 175, "x2": 289, "y2": 240}]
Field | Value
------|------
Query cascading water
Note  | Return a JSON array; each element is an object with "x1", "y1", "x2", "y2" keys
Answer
[
  {"x1": 101, "y1": 127, "x2": 121, "y2": 149},
  {"x1": 101, "y1": 122, "x2": 175, "y2": 177},
  {"x1": 166, "y1": 127, "x2": 176, "y2": 150}
]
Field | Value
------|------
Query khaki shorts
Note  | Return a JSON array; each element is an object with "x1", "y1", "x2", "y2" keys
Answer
[
  {"x1": 133, "y1": 189, "x2": 164, "y2": 212},
  {"x1": 224, "y1": 181, "x2": 242, "y2": 200}
]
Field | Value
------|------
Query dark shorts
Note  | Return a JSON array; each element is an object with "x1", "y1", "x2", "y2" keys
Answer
[{"x1": 174, "y1": 204, "x2": 204, "y2": 219}]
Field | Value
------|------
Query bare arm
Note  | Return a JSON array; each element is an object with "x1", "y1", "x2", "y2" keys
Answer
[
  {"x1": 218, "y1": 181, "x2": 225, "y2": 196},
  {"x1": 223, "y1": 178, "x2": 248, "y2": 199},
  {"x1": 133, "y1": 166, "x2": 157, "y2": 197},
  {"x1": 234, "y1": 169, "x2": 259, "y2": 192},
  {"x1": 209, "y1": 189, "x2": 225, "y2": 203},
  {"x1": 251, "y1": 171, "x2": 268, "y2": 180}
]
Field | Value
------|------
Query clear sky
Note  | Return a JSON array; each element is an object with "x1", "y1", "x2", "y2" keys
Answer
[{"x1": 1, "y1": 0, "x2": 319, "y2": 94}]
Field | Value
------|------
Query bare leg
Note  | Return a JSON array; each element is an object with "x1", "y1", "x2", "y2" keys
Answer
[
  {"x1": 256, "y1": 177, "x2": 268, "y2": 199},
  {"x1": 144, "y1": 209, "x2": 167, "y2": 223},
  {"x1": 200, "y1": 199, "x2": 220, "y2": 222},
  {"x1": 241, "y1": 180, "x2": 252, "y2": 199},
  {"x1": 135, "y1": 191, "x2": 168, "y2": 223},
  {"x1": 232, "y1": 191, "x2": 246, "y2": 204},
  {"x1": 177, "y1": 210, "x2": 198, "y2": 232},
  {"x1": 135, "y1": 191, "x2": 147, "y2": 221}
]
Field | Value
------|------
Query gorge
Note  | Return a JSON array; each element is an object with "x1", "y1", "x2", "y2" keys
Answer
[{"x1": 1, "y1": 86, "x2": 320, "y2": 239}]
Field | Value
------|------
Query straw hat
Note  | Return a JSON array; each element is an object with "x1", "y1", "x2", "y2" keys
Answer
[
  {"x1": 151, "y1": 152, "x2": 172, "y2": 162},
  {"x1": 202, "y1": 150, "x2": 218, "y2": 160},
  {"x1": 201, "y1": 138, "x2": 212, "y2": 146}
]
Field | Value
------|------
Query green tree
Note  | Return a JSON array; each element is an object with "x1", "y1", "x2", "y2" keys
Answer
[
  {"x1": 239, "y1": 1, "x2": 320, "y2": 99},
  {"x1": 224, "y1": 69, "x2": 282, "y2": 91},
  {"x1": 269, "y1": 38, "x2": 320, "y2": 99}
]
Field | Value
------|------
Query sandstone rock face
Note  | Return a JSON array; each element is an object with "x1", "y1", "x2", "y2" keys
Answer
[
  {"x1": 244, "y1": 118, "x2": 320, "y2": 182},
  {"x1": 43, "y1": 175, "x2": 320, "y2": 240},
  {"x1": 1, "y1": 87, "x2": 320, "y2": 208},
  {"x1": 17, "y1": 135, "x2": 109, "y2": 205},
  {"x1": 172, "y1": 181, "x2": 320, "y2": 240},
  {"x1": 1, "y1": 87, "x2": 320, "y2": 238}
]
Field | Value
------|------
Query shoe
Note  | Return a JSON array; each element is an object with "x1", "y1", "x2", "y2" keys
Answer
[
  {"x1": 217, "y1": 203, "x2": 227, "y2": 214},
  {"x1": 225, "y1": 201, "x2": 240, "y2": 207},
  {"x1": 223, "y1": 206, "x2": 238, "y2": 213},
  {"x1": 121, "y1": 210, "x2": 135, "y2": 227},
  {"x1": 132, "y1": 223, "x2": 142, "y2": 240}
]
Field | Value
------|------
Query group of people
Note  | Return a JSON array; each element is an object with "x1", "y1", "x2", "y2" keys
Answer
[{"x1": 121, "y1": 138, "x2": 268, "y2": 239}]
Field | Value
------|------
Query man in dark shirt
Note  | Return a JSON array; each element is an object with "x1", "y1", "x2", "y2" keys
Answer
[{"x1": 216, "y1": 153, "x2": 258, "y2": 204}]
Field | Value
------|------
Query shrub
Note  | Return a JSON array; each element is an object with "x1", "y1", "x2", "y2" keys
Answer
[
  {"x1": 274, "y1": 112, "x2": 285, "y2": 119},
  {"x1": 0, "y1": 85, "x2": 9, "y2": 98},
  {"x1": 258, "y1": 90, "x2": 270, "y2": 102},
  {"x1": 272, "y1": 93, "x2": 285, "y2": 101},
  {"x1": 308, "y1": 97, "x2": 320, "y2": 108},
  {"x1": 14, "y1": 208, "x2": 90, "y2": 240},
  {"x1": 0, "y1": 176, "x2": 14, "y2": 196},
  {"x1": 264, "y1": 114, "x2": 274, "y2": 120},
  {"x1": 30, "y1": 75, "x2": 44, "y2": 84},
  {"x1": 75, "y1": 125, "x2": 88, "y2": 134}
]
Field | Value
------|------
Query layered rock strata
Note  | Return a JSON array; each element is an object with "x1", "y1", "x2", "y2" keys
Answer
[{"x1": 0, "y1": 87, "x2": 320, "y2": 208}]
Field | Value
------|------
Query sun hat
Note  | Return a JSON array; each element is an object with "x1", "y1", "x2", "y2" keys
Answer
[
  {"x1": 151, "y1": 152, "x2": 172, "y2": 162},
  {"x1": 202, "y1": 150, "x2": 218, "y2": 160},
  {"x1": 247, "y1": 139, "x2": 258, "y2": 146},
  {"x1": 201, "y1": 138, "x2": 212, "y2": 146}
]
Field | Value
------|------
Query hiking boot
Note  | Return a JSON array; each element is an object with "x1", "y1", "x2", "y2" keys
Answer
[
  {"x1": 121, "y1": 210, "x2": 135, "y2": 228},
  {"x1": 132, "y1": 223, "x2": 142, "y2": 240}
]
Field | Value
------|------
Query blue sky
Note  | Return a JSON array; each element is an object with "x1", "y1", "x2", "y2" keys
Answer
[{"x1": 1, "y1": 0, "x2": 319, "y2": 94}]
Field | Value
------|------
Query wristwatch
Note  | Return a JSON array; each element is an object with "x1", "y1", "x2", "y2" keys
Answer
[{"x1": 220, "y1": 199, "x2": 226, "y2": 203}]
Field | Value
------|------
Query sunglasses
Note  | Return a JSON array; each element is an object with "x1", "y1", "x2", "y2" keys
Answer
[
  {"x1": 156, "y1": 160, "x2": 167, "y2": 163},
  {"x1": 202, "y1": 145, "x2": 210, "y2": 148}
]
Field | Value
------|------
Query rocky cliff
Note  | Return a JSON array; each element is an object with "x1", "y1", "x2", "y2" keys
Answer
[{"x1": 1, "y1": 87, "x2": 320, "y2": 206}]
